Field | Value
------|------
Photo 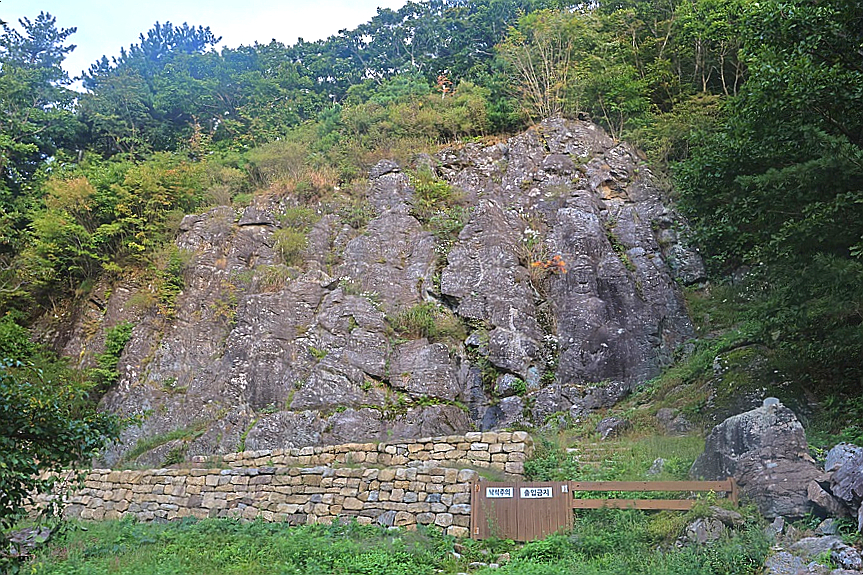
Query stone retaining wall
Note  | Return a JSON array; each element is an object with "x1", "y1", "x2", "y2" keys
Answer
[
  {"x1": 40, "y1": 432, "x2": 533, "y2": 538},
  {"x1": 206, "y1": 431, "x2": 532, "y2": 476}
]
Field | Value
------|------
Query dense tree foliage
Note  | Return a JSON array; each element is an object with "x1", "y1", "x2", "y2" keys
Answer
[
  {"x1": 676, "y1": 0, "x2": 863, "y2": 387},
  {"x1": 0, "y1": 315, "x2": 121, "y2": 529}
]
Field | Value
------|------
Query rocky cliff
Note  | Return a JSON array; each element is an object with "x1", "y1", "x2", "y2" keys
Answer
[{"x1": 42, "y1": 118, "x2": 703, "y2": 466}]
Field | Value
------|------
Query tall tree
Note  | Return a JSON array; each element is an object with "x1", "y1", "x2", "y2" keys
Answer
[
  {"x1": 0, "y1": 12, "x2": 81, "y2": 201},
  {"x1": 80, "y1": 22, "x2": 221, "y2": 153}
]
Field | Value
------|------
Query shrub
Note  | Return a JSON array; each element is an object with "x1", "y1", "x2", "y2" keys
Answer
[
  {"x1": 409, "y1": 168, "x2": 463, "y2": 223},
  {"x1": 0, "y1": 361, "x2": 121, "y2": 529},
  {"x1": 279, "y1": 206, "x2": 320, "y2": 230},
  {"x1": 273, "y1": 228, "x2": 308, "y2": 267},
  {"x1": 390, "y1": 302, "x2": 465, "y2": 343},
  {"x1": 89, "y1": 321, "x2": 134, "y2": 390}
]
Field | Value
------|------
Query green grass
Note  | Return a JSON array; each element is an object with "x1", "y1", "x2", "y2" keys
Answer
[
  {"x1": 475, "y1": 515, "x2": 769, "y2": 575},
  {"x1": 389, "y1": 302, "x2": 465, "y2": 344},
  {"x1": 19, "y1": 513, "x2": 769, "y2": 575},
  {"x1": 525, "y1": 434, "x2": 704, "y2": 483},
  {"x1": 121, "y1": 421, "x2": 210, "y2": 466},
  {"x1": 24, "y1": 519, "x2": 451, "y2": 575}
]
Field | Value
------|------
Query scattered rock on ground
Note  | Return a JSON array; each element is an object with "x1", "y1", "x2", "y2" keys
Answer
[
  {"x1": 2, "y1": 526, "x2": 52, "y2": 559},
  {"x1": 815, "y1": 518, "x2": 838, "y2": 535},
  {"x1": 684, "y1": 517, "x2": 725, "y2": 545},
  {"x1": 834, "y1": 546, "x2": 863, "y2": 571},
  {"x1": 655, "y1": 407, "x2": 692, "y2": 435},
  {"x1": 763, "y1": 551, "x2": 807, "y2": 575},
  {"x1": 790, "y1": 536, "x2": 844, "y2": 562},
  {"x1": 647, "y1": 458, "x2": 666, "y2": 476},
  {"x1": 708, "y1": 506, "x2": 745, "y2": 527},
  {"x1": 595, "y1": 417, "x2": 632, "y2": 440}
]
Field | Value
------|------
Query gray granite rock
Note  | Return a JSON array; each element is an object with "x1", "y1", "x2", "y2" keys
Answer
[
  {"x1": 684, "y1": 517, "x2": 725, "y2": 545},
  {"x1": 595, "y1": 417, "x2": 632, "y2": 440},
  {"x1": 692, "y1": 402, "x2": 824, "y2": 518},
  {"x1": 826, "y1": 443, "x2": 863, "y2": 474},
  {"x1": 834, "y1": 546, "x2": 862, "y2": 571},
  {"x1": 763, "y1": 551, "x2": 806, "y2": 575},
  {"x1": 790, "y1": 536, "x2": 844, "y2": 561},
  {"x1": 831, "y1": 450, "x2": 863, "y2": 507},
  {"x1": 808, "y1": 481, "x2": 850, "y2": 518},
  {"x1": 43, "y1": 118, "x2": 701, "y2": 464}
]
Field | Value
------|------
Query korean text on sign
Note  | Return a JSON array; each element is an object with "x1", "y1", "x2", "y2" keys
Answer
[
  {"x1": 520, "y1": 487, "x2": 553, "y2": 499},
  {"x1": 485, "y1": 487, "x2": 514, "y2": 498}
]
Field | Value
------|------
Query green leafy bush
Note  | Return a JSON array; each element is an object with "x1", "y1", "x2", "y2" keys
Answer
[
  {"x1": 273, "y1": 228, "x2": 308, "y2": 267},
  {"x1": 390, "y1": 302, "x2": 465, "y2": 343},
  {"x1": 0, "y1": 362, "x2": 121, "y2": 529},
  {"x1": 89, "y1": 321, "x2": 134, "y2": 390}
]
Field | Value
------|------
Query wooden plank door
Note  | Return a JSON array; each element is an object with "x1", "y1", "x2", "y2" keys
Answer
[
  {"x1": 471, "y1": 481, "x2": 573, "y2": 541},
  {"x1": 516, "y1": 482, "x2": 573, "y2": 541},
  {"x1": 472, "y1": 482, "x2": 519, "y2": 539}
]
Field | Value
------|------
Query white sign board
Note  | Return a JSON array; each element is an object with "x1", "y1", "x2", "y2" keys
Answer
[
  {"x1": 485, "y1": 487, "x2": 514, "y2": 498},
  {"x1": 520, "y1": 486, "x2": 553, "y2": 499}
]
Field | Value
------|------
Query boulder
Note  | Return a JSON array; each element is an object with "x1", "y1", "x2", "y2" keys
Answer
[
  {"x1": 784, "y1": 537, "x2": 862, "y2": 573},
  {"x1": 595, "y1": 417, "x2": 632, "y2": 440},
  {"x1": 684, "y1": 517, "x2": 725, "y2": 545},
  {"x1": 691, "y1": 400, "x2": 823, "y2": 518},
  {"x1": 762, "y1": 551, "x2": 806, "y2": 575},
  {"x1": 830, "y1": 450, "x2": 863, "y2": 507},
  {"x1": 808, "y1": 481, "x2": 849, "y2": 518},
  {"x1": 834, "y1": 546, "x2": 862, "y2": 571},
  {"x1": 825, "y1": 443, "x2": 863, "y2": 473},
  {"x1": 814, "y1": 518, "x2": 838, "y2": 536},
  {"x1": 790, "y1": 536, "x2": 844, "y2": 561},
  {"x1": 2, "y1": 526, "x2": 52, "y2": 560},
  {"x1": 655, "y1": 407, "x2": 692, "y2": 435},
  {"x1": 709, "y1": 506, "x2": 745, "y2": 527}
]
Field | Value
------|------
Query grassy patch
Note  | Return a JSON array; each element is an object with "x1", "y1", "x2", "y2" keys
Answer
[
  {"x1": 26, "y1": 519, "x2": 452, "y2": 575},
  {"x1": 273, "y1": 228, "x2": 309, "y2": 267},
  {"x1": 23, "y1": 513, "x2": 769, "y2": 575},
  {"x1": 525, "y1": 434, "x2": 704, "y2": 483},
  {"x1": 389, "y1": 302, "x2": 465, "y2": 344},
  {"x1": 409, "y1": 168, "x2": 465, "y2": 223},
  {"x1": 121, "y1": 421, "x2": 209, "y2": 465}
]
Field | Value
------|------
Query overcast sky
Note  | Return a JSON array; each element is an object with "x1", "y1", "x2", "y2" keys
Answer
[{"x1": 1, "y1": 0, "x2": 408, "y2": 79}]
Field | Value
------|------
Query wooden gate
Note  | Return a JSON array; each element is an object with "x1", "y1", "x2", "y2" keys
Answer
[
  {"x1": 470, "y1": 478, "x2": 738, "y2": 541},
  {"x1": 470, "y1": 481, "x2": 573, "y2": 541}
]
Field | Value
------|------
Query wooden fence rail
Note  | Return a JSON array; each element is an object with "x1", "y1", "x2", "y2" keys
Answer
[
  {"x1": 568, "y1": 479, "x2": 738, "y2": 510},
  {"x1": 471, "y1": 478, "x2": 738, "y2": 541}
]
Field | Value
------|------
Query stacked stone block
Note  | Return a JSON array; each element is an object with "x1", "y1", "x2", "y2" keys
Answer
[{"x1": 208, "y1": 431, "x2": 532, "y2": 476}]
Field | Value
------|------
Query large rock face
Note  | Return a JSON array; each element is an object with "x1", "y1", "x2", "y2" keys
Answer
[
  {"x1": 40, "y1": 118, "x2": 700, "y2": 466},
  {"x1": 691, "y1": 400, "x2": 824, "y2": 518}
]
